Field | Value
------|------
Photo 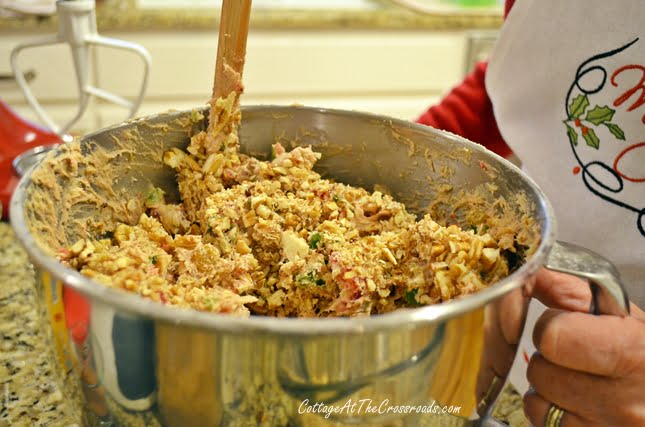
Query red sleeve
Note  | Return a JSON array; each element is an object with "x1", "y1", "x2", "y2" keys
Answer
[
  {"x1": 416, "y1": 61, "x2": 512, "y2": 158},
  {"x1": 415, "y1": 0, "x2": 516, "y2": 159}
]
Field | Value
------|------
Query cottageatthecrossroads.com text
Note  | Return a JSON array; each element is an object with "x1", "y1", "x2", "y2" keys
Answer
[{"x1": 298, "y1": 398, "x2": 461, "y2": 419}]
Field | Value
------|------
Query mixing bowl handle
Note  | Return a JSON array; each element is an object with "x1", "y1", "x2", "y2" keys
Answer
[
  {"x1": 476, "y1": 240, "x2": 630, "y2": 427},
  {"x1": 544, "y1": 240, "x2": 630, "y2": 317}
]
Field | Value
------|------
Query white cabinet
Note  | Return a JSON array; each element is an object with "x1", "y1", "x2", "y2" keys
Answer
[{"x1": 2, "y1": 29, "x2": 468, "y2": 135}]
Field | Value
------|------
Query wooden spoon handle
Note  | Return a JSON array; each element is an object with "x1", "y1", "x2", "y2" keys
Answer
[{"x1": 212, "y1": 0, "x2": 252, "y2": 100}]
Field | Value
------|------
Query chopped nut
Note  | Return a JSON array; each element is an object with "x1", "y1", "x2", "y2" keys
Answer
[
  {"x1": 250, "y1": 196, "x2": 266, "y2": 209},
  {"x1": 69, "y1": 239, "x2": 86, "y2": 255},
  {"x1": 430, "y1": 244, "x2": 445, "y2": 257},
  {"x1": 394, "y1": 211, "x2": 407, "y2": 225},
  {"x1": 434, "y1": 271, "x2": 453, "y2": 300},
  {"x1": 449, "y1": 262, "x2": 468, "y2": 278},
  {"x1": 462, "y1": 271, "x2": 484, "y2": 291},
  {"x1": 115, "y1": 257, "x2": 132, "y2": 269},
  {"x1": 163, "y1": 147, "x2": 200, "y2": 170},
  {"x1": 382, "y1": 247, "x2": 397, "y2": 265},
  {"x1": 236, "y1": 240, "x2": 252, "y2": 255},
  {"x1": 480, "y1": 233, "x2": 495, "y2": 246},
  {"x1": 267, "y1": 289, "x2": 286, "y2": 307},
  {"x1": 431, "y1": 261, "x2": 449, "y2": 271},
  {"x1": 281, "y1": 231, "x2": 309, "y2": 261},
  {"x1": 481, "y1": 248, "x2": 500, "y2": 269},
  {"x1": 256, "y1": 204, "x2": 272, "y2": 220},
  {"x1": 202, "y1": 153, "x2": 224, "y2": 174},
  {"x1": 345, "y1": 229, "x2": 359, "y2": 240},
  {"x1": 325, "y1": 201, "x2": 339, "y2": 211},
  {"x1": 222, "y1": 207, "x2": 238, "y2": 219},
  {"x1": 219, "y1": 217, "x2": 231, "y2": 231},
  {"x1": 242, "y1": 210, "x2": 257, "y2": 227},
  {"x1": 455, "y1": 250, "x2": 468, "y2": 264},
  {"x1": 343, "y1": 270, "x2": 357, "y2": 280},
  {"x1": 468, "y1": 239, "x2": 484, "y2": 264}
]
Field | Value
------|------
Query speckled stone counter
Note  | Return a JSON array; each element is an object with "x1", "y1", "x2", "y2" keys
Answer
[
  {"x1": 0, "y1": 0, "x2": 502, "y2": 33},
  {"x1": 0, "y1": 221, "x2": 80, "y2": 426},
  {"x1": 0, "y1": 221, "x2": 527, "y2": 426}
]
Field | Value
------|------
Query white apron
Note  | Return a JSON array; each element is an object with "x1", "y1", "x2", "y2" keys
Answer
[{"x1": 485, "y1": 0, "x2": 644, "y2": 393}]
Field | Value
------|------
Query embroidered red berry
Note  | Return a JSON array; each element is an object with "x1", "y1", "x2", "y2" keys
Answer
[
  {"x1": 581, "y1": 126, "x2": 588, "y2": 135},
  {"x1": 574, "y1": 118, "x2": 581, "y2": 127},
  {"x1": 573, "y1": 166, "x2": 581, "y2": 175}
]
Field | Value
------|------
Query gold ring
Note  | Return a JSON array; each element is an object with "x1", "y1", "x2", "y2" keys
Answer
[{"x1": 545, "y1": 403, "x2": 565, "y2": 427}]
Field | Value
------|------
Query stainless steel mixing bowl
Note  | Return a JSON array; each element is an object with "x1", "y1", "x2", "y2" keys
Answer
[{"x1": 10, "y1": 105, "x2": 629, "y2": 427}]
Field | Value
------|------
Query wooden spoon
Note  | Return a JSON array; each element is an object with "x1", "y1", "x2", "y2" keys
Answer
[{"x1": 208, "y1": 0, "x2": 252, "y2": 134}]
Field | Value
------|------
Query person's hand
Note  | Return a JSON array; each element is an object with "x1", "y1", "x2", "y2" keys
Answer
[
  {"x1": 523, "y1": 268, "x2": 645, "y2": 427},
  {"x1": 476, "y1": 285, "x2": 529, "y2": 415}
]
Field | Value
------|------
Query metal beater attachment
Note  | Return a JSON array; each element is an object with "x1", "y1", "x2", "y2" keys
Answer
[{"x1": 10, "y1": 0, "x2": 151, "y2": 137}]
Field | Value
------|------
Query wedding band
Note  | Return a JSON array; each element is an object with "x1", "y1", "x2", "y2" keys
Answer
[
  {"x1": 545, "y1": 403, "x2": 565, "y2": 427},
  {"x1": 477, "y1": 374, "x2": 502, "y2": 413}
]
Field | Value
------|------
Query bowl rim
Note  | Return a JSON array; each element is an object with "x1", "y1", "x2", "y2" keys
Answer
[{"x1": 9, "y1": 104, "x2": 556, "y2": 335}]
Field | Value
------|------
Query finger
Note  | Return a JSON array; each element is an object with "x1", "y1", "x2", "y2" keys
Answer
[
  {"x1": 523, "y1": 389, "x2": 590, "y2": 427},
  {"x1": 476, "y1": 302, "x2": 516, "y2": 404},
  {"x1": 532, "y1": 268, "x2": 592, "y2": 312},
  {"x1": 475, "y1": 369, "x2": 503, "y2": 416},
  {"x1": 533, "y1": 309, "x2": 645, "y2": 377},
  {"x1": 497, "y1": 287, "x2": 531, "y2": 346},
  {"x1": 534, "y1": 268, "x2": 645, "y2": 321},
  {"x1": 476, "y1": 290, "x2": 530, "y2": 414},
  {"x1": 527, "y1": 353, "x2": 614, "y2": 420}
]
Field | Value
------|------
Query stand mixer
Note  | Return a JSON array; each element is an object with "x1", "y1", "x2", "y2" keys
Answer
[
  {"x1": 10, "y1": 0, "x2": 151, "y2": 137},
  {"x1": 2, "y1": 0, "x2": 151, "y2": 219}
]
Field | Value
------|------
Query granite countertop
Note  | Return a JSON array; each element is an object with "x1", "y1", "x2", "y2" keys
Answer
[
  {"x1": 0, "y1": 0, "x2": 502, "y2": 33},
  {"x1": 0, "y1": 222, "x2": 80, "y2": 426},
  {"x1": 0, "y1": 221, "x2": 527, "y2": 426}
]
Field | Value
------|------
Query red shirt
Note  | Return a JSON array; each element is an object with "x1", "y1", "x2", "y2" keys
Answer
[{"x1": 416, "y1": 0, "x2": 515, "y2": 158}]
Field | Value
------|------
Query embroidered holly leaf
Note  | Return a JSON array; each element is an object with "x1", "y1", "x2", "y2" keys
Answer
[
  {"x1": 583, "y1": 128, "x2": 600, "y2": 149},
  {"x1": 585, "y1": 105, "x2": 615, "y2": 125},
  {"x1": 569, "y1": 95, "x2": 589, "y2": 119},
  {"x1": 565, "y1": 124, "x2": 578, "y2": 146},
  {"x1": 603, "y1": 122, "x2": 626, "y2": 140}
]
